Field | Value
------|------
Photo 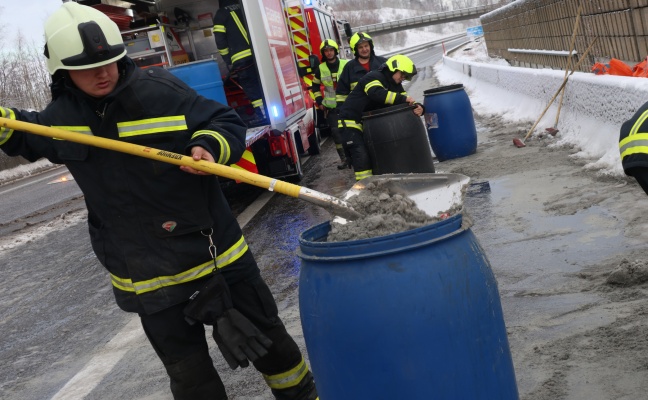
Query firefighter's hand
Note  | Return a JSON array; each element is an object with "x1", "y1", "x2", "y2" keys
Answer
[
  {"x1": 180, "y1": 146, "x2": 214, "y2": 175},
  {"x1": 412, "y1": 103, "x2": 424, "y2": 116},
  {"x1": 213, "y1": 309, "x2": 273, "y2": 370}
]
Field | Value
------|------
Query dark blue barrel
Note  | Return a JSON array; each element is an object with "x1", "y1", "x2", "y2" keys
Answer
[
  {"x1": 423, "y1": 84, "x2": 477, "y2": 161},
  {"x1": 168, "y1": 60, "x2": 227, "y2": 105},
  {"x1": 298, "y1": 215, "x2": 518, "y2": 400},
  {"x1": 362, "y1": 103, "x2": 435, "y2": 174}
]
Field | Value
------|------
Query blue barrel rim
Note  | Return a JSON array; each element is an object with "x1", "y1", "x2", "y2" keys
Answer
[
  {"x1": 298, "y1": 213, "x2": 469, "y2": 261},
  {"x1": 424, "y1": 83, "x2": 464, "y2": 96}
]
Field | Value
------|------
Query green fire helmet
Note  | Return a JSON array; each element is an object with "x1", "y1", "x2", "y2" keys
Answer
[
  {"x1": 43, "y1": 2, "x2": 127, "y2": 75},
  {"x1": 385, "y1": 54, "x2": 417, "y2": 80},
  {"x1": 349, "y1": 32, "x2": 374, "y2": 56},
  {"x1": 319, "y1": 39, "x2": 339, "y2": 56}
]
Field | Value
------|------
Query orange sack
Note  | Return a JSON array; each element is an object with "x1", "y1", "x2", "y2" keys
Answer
[
  {"x1": 608, "y1": 58, "x2": 633, "y2": 76},
  {"x1": 633, "y1": 58, "x2": 648, "y2": 77}
]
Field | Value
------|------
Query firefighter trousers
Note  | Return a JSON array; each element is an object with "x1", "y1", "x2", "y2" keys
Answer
[
  {"x1": 340, "y1": 125, "x2": 372, "y2": 180},
  {"x1": 139, "y1": 269, "x2": 317, "y2": 400},
  {"x1": 325, "y1": 109, "x2": 346, "y2": 163},
  {"x1": 233, "y1": 58, "x2": 265, "y2": 114}
]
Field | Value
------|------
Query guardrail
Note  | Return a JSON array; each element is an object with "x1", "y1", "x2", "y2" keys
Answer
[
  {"x1": 352, "y1": 4, "x2": 500, "y2": 36},
  {"x1": 379, "y1": 32, "x2": 468, "y2": 58}
]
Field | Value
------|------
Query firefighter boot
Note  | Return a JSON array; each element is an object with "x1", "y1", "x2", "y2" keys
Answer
[{"x1": 336, "y1": 146, "x2": 348, "y2": 169}]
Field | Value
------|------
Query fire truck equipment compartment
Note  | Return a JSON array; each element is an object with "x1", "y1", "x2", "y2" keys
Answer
[{"x1": 168, "y1": 59, "x2": 227, "y2": 106}]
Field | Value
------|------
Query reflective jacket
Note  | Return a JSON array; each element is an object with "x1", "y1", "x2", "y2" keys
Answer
[
  {"x1": 337, "y1": 66, "x2": 408, "y2": 129},
  {"x1": 620, "y1": 101, "x2": 648, "y2": 175},
  {"x1": 310, "y1": 58, "x2": 348, "y2": 109},
  {"x1": 0, "y1": 57, "x2": 251, "y2": 315},
  {"x1": 335, "y1": 54, "x2": 387, "y2": 108},
  {"x1": 213, "y1": 0, "x2": 252, "y2": 66}
]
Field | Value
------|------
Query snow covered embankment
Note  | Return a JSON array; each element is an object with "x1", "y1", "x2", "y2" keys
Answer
[{"x1": 437, "y1": 52, "x2": 648, "y2": 177}]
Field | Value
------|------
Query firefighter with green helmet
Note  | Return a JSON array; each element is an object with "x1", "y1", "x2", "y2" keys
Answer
[
  {"x1": 337, "y1": 54, "x2": 424, "y2": 180},
  {"x1": 335, "y1": 32, "x2": 387, "y2": 109},
  {"x1": 310, "y1": 39, "x2": 348, "y2": 169}
]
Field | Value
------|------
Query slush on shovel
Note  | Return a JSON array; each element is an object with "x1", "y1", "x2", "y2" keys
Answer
[{"x1": 0, "y1": 118, "x2": 362, "y2": 221}]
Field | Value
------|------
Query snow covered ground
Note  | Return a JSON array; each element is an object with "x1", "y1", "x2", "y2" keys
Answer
[{"x1": 436, "y1": 38, "x2": 648, "y2": 177}]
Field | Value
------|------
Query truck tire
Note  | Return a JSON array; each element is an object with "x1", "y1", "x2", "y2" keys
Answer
[{"x1": 307, "y1": 128, "x2": 321, "y2": 155}]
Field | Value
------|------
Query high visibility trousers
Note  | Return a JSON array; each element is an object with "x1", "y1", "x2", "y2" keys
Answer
[
  {"x1": 140, "y1": 271, "x2": 317, "y2": 399},
  {"x1": 340, "y1": 125, "x2": 372, "y2": 180}
]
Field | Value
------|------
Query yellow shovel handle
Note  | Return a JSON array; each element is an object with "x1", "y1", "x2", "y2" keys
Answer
[{"x1": 0, "y1": 117, "x2": 302, "y2": 198}]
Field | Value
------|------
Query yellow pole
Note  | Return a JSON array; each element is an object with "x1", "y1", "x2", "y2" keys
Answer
[{"x1": 0, "y1": 117, "x2": 301, "y2": 198}]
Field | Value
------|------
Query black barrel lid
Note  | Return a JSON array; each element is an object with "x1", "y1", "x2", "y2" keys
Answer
[{"x1": 424, "y1": 84, "x2": 464, "y2": 96}]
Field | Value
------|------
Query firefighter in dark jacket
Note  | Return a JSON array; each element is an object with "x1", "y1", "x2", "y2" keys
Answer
[
  {"x1": 620, "y1": 102, "x2": 648, "y2": 195},
  {"x1": 335, "y1": 32, "x2": 387, "y2": 109},
  {"x1": 213, "y1": 0, "x2": 267, "y2": 125},
  {"x1": 337, "y1": 55, "x2": 424, "y2": 180},
  {"x1": 0, "y1": 3, "x2": 317, "y2": 400},
  {"x1": 310, "y1": 39, "x2": 348, "y2": 169}
]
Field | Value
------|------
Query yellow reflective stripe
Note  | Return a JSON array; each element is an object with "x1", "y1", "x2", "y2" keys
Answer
[
  {"x1": 215, "y1": 235, "x2": 248, "y2": 267},
  {"x1": 355, "y1": 169, "x2": 373, "y2": 180},
  {"x1": 336, "y1": 94, "x2": 347, "y2": 102},
  {"x1": 110, "y1": 235, "x2": 249, "y2": 294},
  {"x1": 231, "y1": 11, "x2": 249, "y2": 45},
  {"x1": 213, "y1": 24, "x2": 226, "y2": 33},
  {"x1": 263, "y1": 358, "x2": 309, "y2": 389},
  {"x1": 251, "y1": 99, "x2": 264, "y2": 108},
  {"x1": 322, "y1": 98, "x2": 336, "y2": 108},
  {"x1": 117, "y1": 116, "x2": 187, "y2": 137},
  {"x1": 620, "y1": 132, "x2": 648, "y2": 159},
  {"x1": 191, "y1": 130, "x2": 231, "y2": 164},
  {"x1": 0, "y1": 107, "x2": 16, "y2": 145},
  {"x1": 629, "y1": 109, "x2": 648, "y2": 137},
  {"x1": 350, "y1": 82, "x2": 357, "y2": 90},
  {"x1": 312, "y1": 77, "x2": 321, "y2": 84},
  {"x1": 364, "y1": 80, "x2": 383, "y2": 93},
  {"x1": 219, "y1": 48, "x2": 230, "y2": 56},
  {"x1": 50, "y1": 125, "x2": 93, "y2": 140},
  {"x1": 51, "y1": 126, "x2": 93, "y2": 135},
  {"x1": 338, "y1": 119, "x2": 363, "y2": 131},
  {"x1": 231, "y1": 49, "x2": 252, "y2": 63},
  {"x1": 385, "y1": 92, "x2": 397, "y2": 104}
]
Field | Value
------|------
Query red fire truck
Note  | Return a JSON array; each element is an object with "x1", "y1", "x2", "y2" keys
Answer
[{"x1": 90, "y1": 0, "x2": 349, "y2": 183}]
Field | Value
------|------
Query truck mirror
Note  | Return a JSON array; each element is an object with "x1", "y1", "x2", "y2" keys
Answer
[{"x1": 344, "y1": 22, "x2": 352, "y2": 39}]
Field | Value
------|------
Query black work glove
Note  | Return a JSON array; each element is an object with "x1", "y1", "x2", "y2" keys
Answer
[
  {"x1": 213, "y1": 308, "x2": 273, "y2": 369},
  {"x1": 183, "y1": 273, "x2": 273, "y2": 369}
]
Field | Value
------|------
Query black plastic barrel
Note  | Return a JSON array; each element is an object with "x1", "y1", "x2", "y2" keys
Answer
[
  {"x1": 362, "y1": 103, "x2": 435, "y2": 174},
  {"x1": 298, "y1": 215, "x2": 518, "y2": 400},
  {"x1": 423, "y1": 84, "x2": 477, "y2": 161}
]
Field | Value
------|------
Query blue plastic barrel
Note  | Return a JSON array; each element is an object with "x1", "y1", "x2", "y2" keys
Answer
[
  {"x1": 298, "y1": 215, "x2": 518, "y2": 400},
  {"x1": 423, "y1": 84, "x2": 477, "y2": 161},
  {"x1": 168, "y1": 60, "x2": 227, "y2": 105}
]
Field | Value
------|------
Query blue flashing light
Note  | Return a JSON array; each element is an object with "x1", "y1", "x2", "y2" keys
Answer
[
  {"x1": 272, "y1": 106, "x2": 279, "y2": 117},
  {"x1": 304, "y1": 0, "x2": 312, "y2": 5}
]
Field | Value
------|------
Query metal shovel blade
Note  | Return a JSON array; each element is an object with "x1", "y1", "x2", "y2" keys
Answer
[{"x1": 343, "y1": 173, "x2": 471, "y2": 218}]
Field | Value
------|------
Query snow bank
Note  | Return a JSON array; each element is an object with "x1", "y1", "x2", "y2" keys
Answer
[{"x1": 436, "y1": 42, "x2": 648, "y2": 177}]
